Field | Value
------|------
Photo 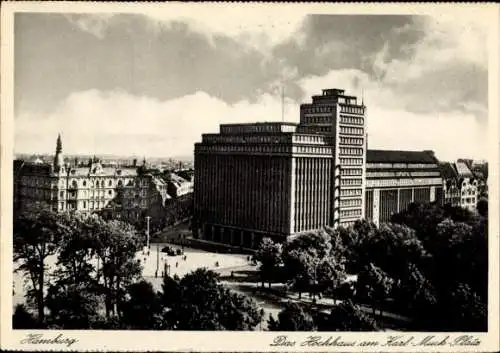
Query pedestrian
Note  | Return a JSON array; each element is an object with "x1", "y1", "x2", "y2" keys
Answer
[{"x1": 176, "y1": 262, "x2": 178, "y2": 268}]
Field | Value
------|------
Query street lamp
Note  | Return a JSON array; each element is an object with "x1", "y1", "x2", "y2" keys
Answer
[{"x1": 145, "y1": 216, "x2": 151, "y2": 251}]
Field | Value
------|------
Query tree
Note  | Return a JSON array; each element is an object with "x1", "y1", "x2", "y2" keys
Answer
[
  {"x1": 253, "y1": 237, "x2": 282, "y2": 288},
  {"x1": 162, "y1": 268, "x2": 263, "y2": 330},
  {"x1": 421, "y1": 283, "x2": 488, "y2": 332},
  {"x1": 432, "y1": 219, "x2": 487, "y2": 299},
  {"x1": 13, "y1": 203, "x2": 69, "y2": 323},
  {"x1": 121, "y1": 280, "x2": 163, "y2": 330},
  {"x1": 358, "y1": 223, "x2": 429, "y2": 281},
  {"x1": 12, "y1": 304, "x2": 40, "y2": 329},
  {"x1": 339, "y1": 220, "x2": 377, "y2": 273},
  {"x1": 316, "y1": 256, "x2": 347, "y2": 303},
  {"x1": 477, "y1": 197, "x2": 488, "y2": 218},
  {"x1": 317, "y1": 300, "x2": 377, "y2": 331},
  {"x1": 54, "y1": 214, "x2": 99, "y2": 286},
  {"x1": 356, "y1": 263, "x2": 394, "y2": 322},
  {"x1": 282, "y1": 231, "x2": 333, "y2": 298},
  {"x1": 45, "y1": 282, "x2": 102, "y2": 329},
  {"x1": 89, "y1": 216, "x2": 142, "y2": 318},
  {"x1": 267, "y1": 302, "x2": 315, "y2": 331}
]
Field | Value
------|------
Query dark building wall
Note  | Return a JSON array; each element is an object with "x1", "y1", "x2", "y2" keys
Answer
[
  {"x1": 399, "y1": 188, "x2": 413, "y2": 212},
  {"x1": 379, "y1": 189, "x2": 398, "y2": 222},
  {"x1": 194, "y1": 152, "x2": 292, "y2": 238},
  {"x1": 365, "y1": 189, "x2": 373, "y2": 221},
  {"x1": 294, "y1": 157, "x2": 332, "y2": 233}
]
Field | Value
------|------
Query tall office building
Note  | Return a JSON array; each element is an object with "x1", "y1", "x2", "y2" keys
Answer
[{"x1": 193, "y1": 88, "x2": 368, "y2": 248}]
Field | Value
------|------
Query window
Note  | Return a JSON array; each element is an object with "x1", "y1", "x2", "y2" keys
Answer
[
  {"x1": 108, "y1": 190, "x2": 113, "y2": 196},
  {"x1": 109, "y1": 180, "x2": 112, "y2": 187},
  {"x1": 83, "y1": 201, "x2": 86, "y2": 209},
  {"x1": 83, "y1": 180, "x2": 87, "y2": 187}
]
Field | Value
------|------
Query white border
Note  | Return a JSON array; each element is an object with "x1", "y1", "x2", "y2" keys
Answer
[{"x1": 1, "y1": 2, "x2": 499, "y2": 352}]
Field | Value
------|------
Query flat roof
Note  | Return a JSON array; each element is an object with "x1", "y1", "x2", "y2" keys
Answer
[{"x1": 367, "y1": 149, "x2": 438, "y2": 164}]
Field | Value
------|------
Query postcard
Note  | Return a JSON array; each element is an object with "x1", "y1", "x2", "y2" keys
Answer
[{"x1": 1, "y1": 1, "x2": 499, "y2": 352}]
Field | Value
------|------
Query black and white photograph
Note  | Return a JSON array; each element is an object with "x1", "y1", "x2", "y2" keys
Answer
[{"x1": 1, "y1": 2, "x2": 499, "y2": 352}]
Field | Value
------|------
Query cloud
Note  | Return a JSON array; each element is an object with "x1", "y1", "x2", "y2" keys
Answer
[
  {"x1": 14, "y1": 82, "x2": 486, "y2": 161},
  {"x1": 14, "y1": 89, "x2": 300, "y2": 158},
  {"x1": 143, "y1": 8, "x2": 306, "y2": 51},
  {"x1": 64, "y1": 14, "x2": 115, "y2": 39},
  {"x1": 369, "y1": 15, "x2": 488, "y2": 117},
  {"x1": 298, "y1": 69, "x2": 488, "y2": 161}
]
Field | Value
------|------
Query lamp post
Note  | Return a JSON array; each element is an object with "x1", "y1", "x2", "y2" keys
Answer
[
  {"x1": 145, "y1": 216, "x2": 151, "y2": 251},
  {"x1": 155, "y1": 242, "x2": 159, "y2": 278}
]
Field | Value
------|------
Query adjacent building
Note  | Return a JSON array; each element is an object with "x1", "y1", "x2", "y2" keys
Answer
[
  {"x1": 364, "y1": 150, "x2": 443, "y2": 226},
  {"x1": 14, "y1": 134, "x2": 193, "y2": 232}
]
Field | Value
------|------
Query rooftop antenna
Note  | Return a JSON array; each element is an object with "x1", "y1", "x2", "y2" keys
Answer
[
  {"x1": 281, "y1": 85, "x2": 285, "y2": 122},
  {"x1": 361, "y1": 87, "x2": 365, "y2": 106}
]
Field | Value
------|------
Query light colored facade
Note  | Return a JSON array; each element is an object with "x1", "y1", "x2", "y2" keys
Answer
[
  {"x1": 455, "y1": 161, "x2": 478, "y2": 212},
  {"x1": 13, "y1": 135, "x2": 193, "y2": 231},
  {"x1": 364, "y1": 150, "x2": 443, "y2": 226},
  {"x1": 193, "y1": 88, "x2": 367, "y2": 248}
]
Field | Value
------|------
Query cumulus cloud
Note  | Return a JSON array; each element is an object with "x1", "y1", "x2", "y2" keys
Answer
[
  {"x1": 14, "y1": 89, "x2": 300, "y2": 158},
  {"x1": 298, "y1": 69, "x2": 488, "y2": 161},
  {"x1": 14, "y1": 13, "x2": 490, "y2": 161}
]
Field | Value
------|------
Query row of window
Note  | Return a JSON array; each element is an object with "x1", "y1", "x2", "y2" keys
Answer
[
  {"x1": 339, "y1": 147, "x2": 363, "y2": 156},
  {"x1": 340, "y1": 199, "x2": 362, "y2": 208},
  {"x1": 302, "y1": 105, "x2": 332, "y2": 114},
  {"x1": 198, "y1": 145, "x2": 290, "y2": 154},
  {"x1": 340, "y1": 188, "x2": 362, "y2": 197},
  {"x1": 340, "y1": 158, "x2": 363, "y2": 166},
  {"x1": 340, "y1": 116, "x2": 364, "y2": 125},
  {"x1": 339, "y1": 105, "x2": 364, "y2": 115},
  {"x1": 341, "y1": 178, "x2": 363, "y2": 186},
  {"x1": 366, "y1": 163, "x2": 438, "y2": 169},
  {"x1": 339, "y1": 137, "x2": 363, "y2": 145},
  {"x1": 204, "y1": 135, "x2": 283, "y2": 144},
  {"x1": 462, "y1": 197, "x2": 476, "y2": 204},
  {"x1": 340, "y1": 168, "x2": 363, "y2": 176},
  {"x1": 293, "y1": 135, "x2": 326, "y2": 144},
  {"x1": 366, "y1": 171, "x2": 440, "y2": 178},
  {"x1": 339, "y1": 126, "x2": 364, "y2": 135},
  {"x1": 340, "y1": 209, "x2": 362, "y2": 218},
  {"x1": 294, "y1": 146, "x2": 331, "y2": 155},
  {"x1": 366, "y1": 177, "x2": 442, "y2": 188},
  {"x1": 220, "y1": 124, "x2": 295, "y2": 134},
  {"x1": 305, "y1": 116, "x2": 331, "y2": 124}
]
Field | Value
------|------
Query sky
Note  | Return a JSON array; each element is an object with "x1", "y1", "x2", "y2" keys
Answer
[{"x1": 14, "y1": 9, "x2": 490, "y2": 161}]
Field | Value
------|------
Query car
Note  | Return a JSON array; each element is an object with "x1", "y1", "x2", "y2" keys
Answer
[{"x1": 161, "y1": 246, "x2": 173, "y2": 253}]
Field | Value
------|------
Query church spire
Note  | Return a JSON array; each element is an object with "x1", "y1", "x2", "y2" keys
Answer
[
  {"x1": 54, "y1": 133, "x2": 64, "y2": 172},
  {"x1": 56, "y1": 133, "x2": 62, "y2": 154}
]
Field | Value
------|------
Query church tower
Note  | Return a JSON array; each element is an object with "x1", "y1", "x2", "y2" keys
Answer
[{"x1": 53, "y1": 133, "x2": 65, "y2": 173}]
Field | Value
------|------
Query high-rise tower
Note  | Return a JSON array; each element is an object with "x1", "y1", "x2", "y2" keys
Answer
[{"x1": 297, "y1": 89, "x2": 367, "y2": 228}]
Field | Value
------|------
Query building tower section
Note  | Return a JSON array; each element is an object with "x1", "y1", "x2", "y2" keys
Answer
[{"x1": 298, "y1": 89, "x2": 367, "y2": 228}]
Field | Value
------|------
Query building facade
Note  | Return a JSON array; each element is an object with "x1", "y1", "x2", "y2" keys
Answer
[
  {"x1": 439, "y1": 162, "x2": 462, "y2": 207},
  {"x1": 193, "y1": 88, "x2": 367, "y2": 247},
  {"x1": 14, "y1": 135, "x2": 194, "y2": 232},
  {"x1": 364, "y1": 150, "x2": 443, "y2": 226},
  {"x1": 455, "y1": 161, "x2": 479, "y2": 212}
]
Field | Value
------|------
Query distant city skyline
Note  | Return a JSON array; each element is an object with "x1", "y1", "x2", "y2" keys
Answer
[{"x1": 15, "y1": 11, "x2": 489, "y2": 161}]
